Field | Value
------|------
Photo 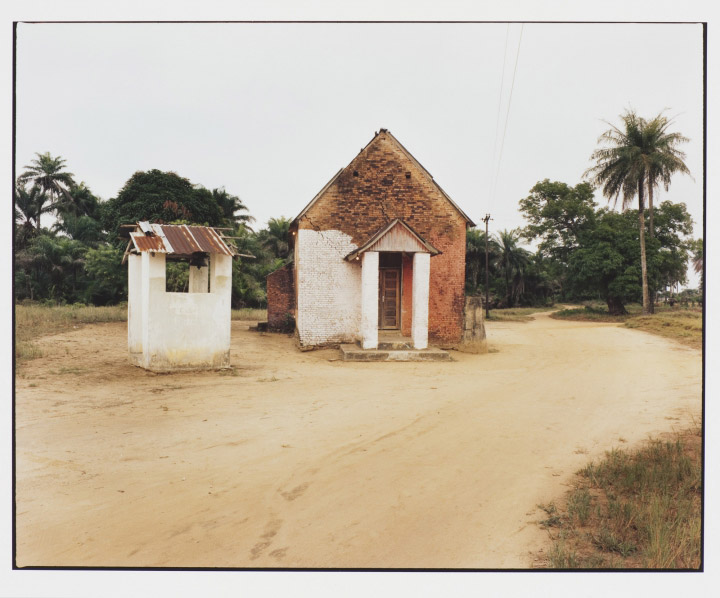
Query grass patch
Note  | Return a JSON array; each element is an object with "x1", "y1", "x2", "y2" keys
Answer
[
  {"x1": 231, "y1": 308, "x2": 267, "y2": 321},
  {"x1": 551, "y1": 305, "x2": 630, "y2": 322},
  {"x1": 625, "y1": 311, "x2": 702, "y2": 350},
  {"x1": 486, "y1": 306, "x2": 555, "y2": 322},
  {"x1": 15, "y1": 303, "x2": 128, "y2": 362},
  {"x1": 551, "y1": 302, "x2": 702, "y2": 349},
  {"x1": 535, "y1": 428, "x2": 701, "y2": 569}
]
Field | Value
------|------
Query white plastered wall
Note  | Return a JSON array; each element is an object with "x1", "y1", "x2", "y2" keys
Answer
[
  {"x1": 360, "y1": 251, "x2": 379, "y2": 349},
  {"x1": 296, "y1": 228, "x2": 362, "y2": 346},
  {"x1": 128, "y1": 252, "x2": 232, "y2": 371},
  {"x1": 411, "y1": 252, "x2": 430, "y2": 350}
]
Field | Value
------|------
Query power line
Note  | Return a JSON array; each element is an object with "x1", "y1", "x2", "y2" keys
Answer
[
  {"x1": 488, "y1": 24, "x2": 510, "y2": 206},
  {"x1": 489, "y1": 23, "x2": 524, "y2": 212}
]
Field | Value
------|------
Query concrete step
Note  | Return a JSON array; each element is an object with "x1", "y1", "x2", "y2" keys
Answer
[
  {"x1": 377, "y1": 340, "x2": 414, "y2": 350},
  {"x1": 340, "y1": 344, "x2": 452, "y2": 362}
]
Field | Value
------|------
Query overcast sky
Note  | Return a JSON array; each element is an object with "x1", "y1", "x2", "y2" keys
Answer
[{"x1": 16, "y1": 22, "x2": 703, "y2": 253}]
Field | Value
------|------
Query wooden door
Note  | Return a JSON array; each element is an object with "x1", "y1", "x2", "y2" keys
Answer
[{"x1": 379, "y1": 269, "x2": 400, "y2": 329}]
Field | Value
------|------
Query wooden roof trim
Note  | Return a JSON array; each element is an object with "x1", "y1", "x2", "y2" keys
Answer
[{"x1": 344, "y1": 218, "x2": 440, "y2": 261}]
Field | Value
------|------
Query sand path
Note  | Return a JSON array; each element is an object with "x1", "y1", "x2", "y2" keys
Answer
[{"x1": 14, "y1": 311, "x2": 701, "y2": 568}]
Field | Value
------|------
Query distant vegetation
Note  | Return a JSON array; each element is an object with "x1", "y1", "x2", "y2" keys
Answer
[
  {"x1": 15, "y1": 110, "x2": 701, "y2": 318},
  {"x1": 468, "y1": 110, "x2": 700, "y2": 316},
  {"x1": 468, "y1": 179, "x2": 699, "y2": 315},
  {"x1": 14, "y1": 156, "x2": 292, "y2": 308}
]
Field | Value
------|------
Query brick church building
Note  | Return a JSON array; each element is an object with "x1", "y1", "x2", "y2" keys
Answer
[{"x1": 266, "y1": 129, "x2": 474, "y2": 349}]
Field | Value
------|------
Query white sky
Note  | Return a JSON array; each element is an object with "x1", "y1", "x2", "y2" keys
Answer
[
  {"x1": 15, "y1": 21, "x2": 704, "y2": 242},
  {"x1": 3, "y1": 2, "x2": 719, "y2": 598}
]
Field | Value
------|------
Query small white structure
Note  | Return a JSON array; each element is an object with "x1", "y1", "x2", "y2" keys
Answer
[{"x1": 122, "y1": 222, "x2": 238, "y2": 371}]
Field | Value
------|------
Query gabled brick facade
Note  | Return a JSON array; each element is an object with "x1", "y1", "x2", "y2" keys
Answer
[{"x1": 269, "y1": 129, "x2": 473, "y2": 347}]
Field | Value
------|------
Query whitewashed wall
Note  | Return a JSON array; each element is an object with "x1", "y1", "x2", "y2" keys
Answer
[{"x1": 296, "y1": 228, "x2": 362, "y2": 345}]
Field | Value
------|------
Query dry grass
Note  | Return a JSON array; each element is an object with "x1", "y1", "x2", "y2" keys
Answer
[
  {"x1": 551, "y1": 305, "x2": 633, "y2": 323},
  {"x1": 15, "y1": 304, "x2": 268, "y2": 361},
  {"x1": 487, "y1": 306, "x2": 555, "y2": 322},
  {"x1": 231, "y1": 308, "x2": 267, "y2": 321},
  {"x1": 625, "y1": 311, "x2": 702, "y2": 350},
  {"x1": 552, "y1": 304, "x2": 702, "y2": 349},
  {"x1": 536, "y1": 427, "x2": 702, "y2": 569},
  {"x1": 15, "y1": 303, "x2": 128, "y2": 361}
]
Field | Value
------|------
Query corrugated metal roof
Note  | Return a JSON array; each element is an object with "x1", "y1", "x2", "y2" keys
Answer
[
  {"x1": 129, "y1": 231, "x2": 165, "y2": 252},
  {"x1": 126, "y1": 223, "x2": 238, "y2": 258}
]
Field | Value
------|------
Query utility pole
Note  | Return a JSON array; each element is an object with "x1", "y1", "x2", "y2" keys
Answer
[{"x1": 482, "y1": 214, "x2": 492, "y2": 319}]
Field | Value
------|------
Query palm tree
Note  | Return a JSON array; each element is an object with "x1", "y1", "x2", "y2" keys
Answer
[
  {"x1": 211, "y1": 187, "x2": 255, "y2": 229},
  {"x1": 584, "y1": 110, "x2": 689, "y2": 315},
  {"x1": 259, "y1": 217, "x2": 292, "y2": 261},
  {"x1": 14, "y1": 183, "x2": 43, "y2": 229},
  {"x1": 14, "y1": 183, "x2": 44, "y2": 248},
  {"x1": 641, "y1": 114, "x2": 691, "y2": 238},
  {"x1": 496, "y1": 229, "x2": 532, "y2": 307},
  {"x1": 691, "y1": 238, "x2": 703, "y2": 295},
  {"x1": 465, "y1": 227, "x2": 500, "y2": 295},
  {"x1": 18, "y1": 152, "x2": 76, "y2": 231}
]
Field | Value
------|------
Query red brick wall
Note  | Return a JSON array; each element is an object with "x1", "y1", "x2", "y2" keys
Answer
[
  {"x1": 266, "y1": 263, "x2": 295, "y2": 330},
  {"x1": 297, "y1": 131, "x2": 469, "y2": 345},
  {"x1": 427, "y1": 229, "x2": 466, "y2": 346}
]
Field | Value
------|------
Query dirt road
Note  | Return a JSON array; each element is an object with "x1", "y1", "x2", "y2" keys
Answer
[{"x1": 14, "y1": 311, "x2": 701, "y2": 568}]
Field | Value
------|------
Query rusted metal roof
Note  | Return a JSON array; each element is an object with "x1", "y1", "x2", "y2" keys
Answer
[
  {"x1": 129, "y1": 231, "x2": 165, "y2": 252},
  {"x1": 123, "y1": 223, "x2": 240, "y2": 263}
]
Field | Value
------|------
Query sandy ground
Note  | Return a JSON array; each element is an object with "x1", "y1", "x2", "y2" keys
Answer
[{"x1": 14, "y1": 311, "x2": 701, "y2": 569}]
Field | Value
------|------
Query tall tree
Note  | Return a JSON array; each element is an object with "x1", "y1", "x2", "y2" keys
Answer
[
  {"x1": 519, "y1": 179, "x2": 597, "y2": 265},
  {"x1": 211, "y1": 187, "x2": 255, "y2": 229},
  {"x1": 14, "y1": 183, "x2": 44, "y2": 247},
  {"x1": 100, "y1": 169, "x2": 224, "y2": 241},
  {"x1": 641, "y1": 113, "x2": 691, "y2": 239},
  {"x1": 690, "y1": 238, "x2": 703, "y2": 296},
  {"x1": 18, "y1": 152, "x2": 76, "y2": 231},
  {"x1": 465, "y1": 227, "x2": 500, "y2": 295},
  {"x1": 584, "y1": 110, "x2": 654, "y2": 314},
  {"x1": 258, "y1": 217, "x2": 292, "y2": 261},
  {"x1": 52, "y1": 182, "x2": 104, "y2": 246},
  {"x1": 495, "y1": 229, "x2": 532, "y2": 307}
]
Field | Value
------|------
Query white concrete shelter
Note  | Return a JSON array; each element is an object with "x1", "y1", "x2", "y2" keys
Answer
[{"x1": 122, "y1": 222, "x2": 238, "y2": 371}]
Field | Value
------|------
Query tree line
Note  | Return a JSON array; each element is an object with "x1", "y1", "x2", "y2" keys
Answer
[
  {"x1": 14, "y1": 110, "x2": 702, "y2": 313},
  {"x1": 465, "y1": 110, "x2": 702, "y2": 314},
  {"x1": 14, "y1": 154, "x2": 292, "y2": 308}
]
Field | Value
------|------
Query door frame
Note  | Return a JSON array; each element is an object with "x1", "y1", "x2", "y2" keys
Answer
[{"x1": 378, "y1": 266, "x2": 402, "y2": 330}]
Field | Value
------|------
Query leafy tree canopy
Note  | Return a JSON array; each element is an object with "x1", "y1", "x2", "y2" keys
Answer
[
  {"x1": 521, "y1": 180, "x2": 694, "y2": 314},
  {"x1": 519, "y1": 179, "x2": 596, "y2": 264},
  {"x1": 100, "y1": 169, "x2": 224, "y2": 241}
]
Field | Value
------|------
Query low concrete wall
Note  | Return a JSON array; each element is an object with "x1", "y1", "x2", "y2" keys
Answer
[{"x1": 457, "y1": 295, "x2": 487, "y2": 354}]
